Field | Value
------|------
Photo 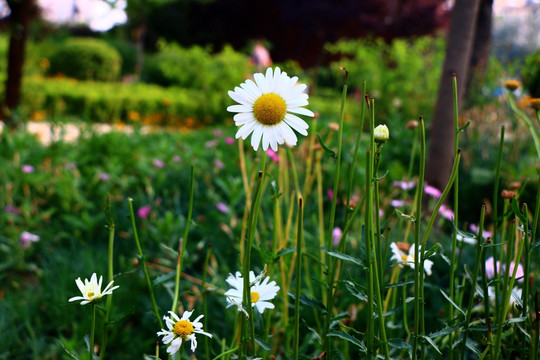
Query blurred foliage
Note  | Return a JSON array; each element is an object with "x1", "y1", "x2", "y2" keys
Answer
[
  {"x1": 521, "y1": 49, "x2": 540, "y2": 97},
  {"x1": 142, "y1": 41, "x2": 254, "y2": 92},
  {"x1": 48, "y1": 37, "x2": 122, "y2": 82}
]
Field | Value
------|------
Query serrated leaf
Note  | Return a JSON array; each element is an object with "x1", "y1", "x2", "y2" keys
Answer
[
  {"x1": 429, "y1": 323, "x2": 462, "y2": 339},
  {"x1": 274, "y1": 247, "x2": 296, "y2": 261},
  {"x1": 316, "y1": 133, "x2": 337, "y2": 158},
  {"x1": 345, "y1": 280, "x2": 368, "y2": 302},
  {"x1": 388, "y1": 338, "x2": 411, "y2": 350},
  {"x1": 423, "y1": 243, "x2": 439, "y2": 259},
  {"x1": 327, "y1": 331, "x2": 367, "y2": 352},
  {"x1": 440, "y1": 289, "x2": 465, "y2": 317}
]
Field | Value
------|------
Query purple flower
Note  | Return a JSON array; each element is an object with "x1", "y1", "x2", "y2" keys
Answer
[
  {"x1": 469, "y1": 224, "x2": 491, "y2": 239},
  {"x1": 332, "y1": 227, "x2": 342, "y2": 247},
  {"x1": 225, "y1": 137, "x2": 235, "y2": 145},
  {"x1": 508, "y1": 262, "x2": 525, "y2": 283},
  {"x1": 213, "y1": 129, "x2": 223, "y2": 137},
  {"x1": 205, "y1": 139, "x2": 219, "y2": 148},
  {"x1": 266, "y1": 149, "x2": 279, "y2": 162},
  {"x1": 138, "y1": 205, "x2": 151, "y2": 219},
  {"x1": 214, "y1": 159, "x2": 224, "y2": 169},
  {"x1": 22, "y1": 164, "x2": 35, "y2": 173},
  {"x1": 173, "y1": 155, "x2": 182, "y2": 163},
  {"x1": 439, "y1": 204, "x2": 455, "y2": 221},
  {"x1": 392, "y1": 180, "x2": 415, "y2": 190},
  {"x1": 99, "y1": 172, "x2": 110, "y2": 181},
  {"x1": 327, "y1": 189, "x2": 334, "y2": 201},
  {"x1": 485, "y1": 257, "x2": 501, "y2": 279},
  {"x1": 20, "y1": 231, "x2": 40, "y2": 249},
  {"x1": 4, "y1": 205, "x2": 20, "y2": 215},
  {"x1": 216, "y1": 202, "x2": 229, "y2": 214},
  {"x1": 152, "y1": 158, "x2": 165, "y2": 168},
  {"x1": 390, "y1": 199, "x2": 407, "y2": 208},
  {"x1": 424, "y1": 184, "x2": 442, "y2": 199}
]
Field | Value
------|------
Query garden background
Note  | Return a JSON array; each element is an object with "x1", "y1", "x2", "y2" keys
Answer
[{"x1": 1, "y1": 0, "x2": 540, "y2": 359}]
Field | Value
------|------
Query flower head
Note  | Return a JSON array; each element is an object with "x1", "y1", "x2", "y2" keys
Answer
[
  {"x1": 225, "y1": 271, "x2": 280, "y2": 314},
  {"x1": 20, "y1": 231, "x2": 40, "y2": 249},
  {"x1": 374, "y1": 124, "x2": 390, "y2": 143},
  {"x1": 530, "y1": 98, "x2": 540, "y2": 110},
  {"x1": 332, "y1": 227, "x2": 342, "y2": 247},
  {"x1": 152, "y1": 158, "x2": 165, "y2": 168},
  {"x1": 227, "y1": 67, "x2": 314, "y2": 151},
  {"x1": 390, "y1": 242, "x2": 433, "y2": 276},
  {"x1": 504, "y1": 80, "x2": 521, "y2": 91},
  {"x1": 157, "y1": 310, "x2": 212, "y2": 354},
  {"x1": 22, "y1": 164, "x2": 35, "y2": 173},
  {"x1": 138, "y1": 205, "x2": 151, "y2": 219},
  {"x1": 68, "y1": 273, "x2": 119, "y2": 305}
]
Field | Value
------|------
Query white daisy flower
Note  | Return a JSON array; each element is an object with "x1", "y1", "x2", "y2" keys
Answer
[
  {"x1": 227, "y1": 67, "x2": 315, "y2": 151},
  {"x1": 68, "y1": 273, "x2": 119, "y2": 305},
  {"x1": 225, "y1": 271, "x2": 280, "y2": 314},
  {"x1": 157, "y1": 310, "x2": 212, "y2": 355},
  {"x1": 390, "y1": 242, "x2": 433, "y2": 276}
]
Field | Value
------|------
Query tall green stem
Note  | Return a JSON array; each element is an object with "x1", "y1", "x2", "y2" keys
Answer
[
  {"x1": 99, "y1": 196, "x2": 115, "y2": 360},
  {"x1": 492, "y1": 126, "x2": 505, "y2": 304},
  {"x1": 172, "y1": 165, "x2": 195, "y2": 313},
  {"x1": 90, "y1": 303, "x2": 96, "y2": 360},
  {"x1": 292, "y1": 197, "x2": 304, "y2": 360},
  {"x1": 128, "y1": 198, "x2": 163, "y2": 328},
  {"x1": 202, "y1": 244, "x2": 212, "y2": 360}
]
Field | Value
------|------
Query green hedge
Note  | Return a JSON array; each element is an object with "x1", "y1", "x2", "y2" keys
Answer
[
  {"x1": 522, "y1": 49, "x2": 540, "y2": 97},
  {"x1": 48, "y1": 38, "x2": 122, "y2": 82}
]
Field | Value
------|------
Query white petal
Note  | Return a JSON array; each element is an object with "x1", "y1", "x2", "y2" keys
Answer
[
  {"x1": 251, "y1": 124, "x2": 264, "y2": 151},
  {"x1": 288, "y1": 106, "x2": 315, "y2": 117},
  {"x1": 228, "y1": 90, "x2": 251, "y2": 105},
  {"x1": 241, "y1": 79, "x2": 262, "y2": 98},
  {"x1": 234, "y1": 112, "x2": 255, "y2": 125},
  {"x1": 254, "y1": 73, "x2": 267, "y2": 93},
  {"x1": 235, "y1": 121, "x2": 258, "y2": 140},
  {"x1": 287, "y1": 99, "x2": 309, "y2": 107},
  {"x1": 284, "y1": 114, "x2": 309, "y2": 135},
  {"x1": 227, "y1": 104, "x2": 252, "y2": 113}
]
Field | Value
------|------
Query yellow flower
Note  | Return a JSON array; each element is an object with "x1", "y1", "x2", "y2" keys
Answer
[
  {"x1": 504, "y1": 80, "x2": 521, "y2": 91},
  {"x1": 529, "y1": 98, "x2": 540, "y2": 110},
  {"x1": 157, "y1": 310, "x2": 212, "y2": 354}
]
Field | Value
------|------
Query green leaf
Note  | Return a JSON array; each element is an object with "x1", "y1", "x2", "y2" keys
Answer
[
  {"x1": 288, "y1": 292, "x2": 327, "y2": 314},
  {"x1": 255, "y1": 337, "x2": 271, "y2": 351},
  {"x1": 252, "y1": 243, "x2": 274, "y2": 265},
  {"x1": 422, "y1": 335, "x2": 442, "y2": 355},
  {"x1": 316, "y1": 133, "x2": 337, "y2": 158},
  {"x1": 274, "y1": 247, "x2": 296, "y2": 262},
  {"x1": 506, "y1": 316, "x2": 527, "y2": 324},
  {"x1": 440, "y1": 289, "x2": 465, "y2": 317},
  {"x1": 152, "y1": 271, "x2": 176, "y2": 286},
  {"x1": 423, "y1": 243, "x2": 439, "y2": 259},
  {"x1": 324, "y1": 249, "x2": 364, "y2": 267},
  {"x1": 457, "y1": 120, "x2": 471, "y2": 134},
  {"x1": 327, "y1": 331, "x2": 367, "y2": 352},
  {"x1": 466, "y1": 338, "x2": 482, "y2": 357},
  {"x1": 511, "y1": 198, "x2": 527, "y2": 224},
  {"x1": 388, "y1": 338, "x2": 412, "y2": 350},
  {"x1": 394, "y1": 208, "x2": 416, "y2": 223},
  {"x1": 385, "y1": 280, "x2": 414, "y2": 289},
  {"x1": 428, "y1": 323, "x2": 462, "y2": 339}
]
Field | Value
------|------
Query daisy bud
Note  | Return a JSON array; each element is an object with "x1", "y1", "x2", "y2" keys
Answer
[
  {"x1": 529, "y1": 98, "x2": 540, "y2": 110},
  {"x1": 374, "y1": 124, "x2": 390, "y2": 143},
  {"x1": 501, "y1": 189, "x2": 515, "y2": 199}
]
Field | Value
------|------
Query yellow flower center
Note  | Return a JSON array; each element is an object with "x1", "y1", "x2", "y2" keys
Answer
[
  {"x1": 174, "y1": 320, "x2": 194, "y2": 338},
  {"x1": 251, "y1": 291, "x2": 260, "y2": 303},
  {"x1": 87, "y1": 292, "x2": 95, "y2": 299},
  {"x1": 401, "y1": 255, "x2": 409, "y2": 262},
  {"x1": 253, "y1": 93, "x2": 287, "y2": 126}
]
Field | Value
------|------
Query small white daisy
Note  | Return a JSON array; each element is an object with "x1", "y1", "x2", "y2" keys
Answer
[
  {"x1": 227, "y1": 67, "x2": 315, "y2": 151},
  {"x1": 390, "y1": 242, "x2": 433, "y2": 276},
  {"x1": 157, "y1": 310, "x2": 212, "y2": 355},
  {"x1": 68, "y1": 273, "x2": 119, "y2": 305},
  {"x1": 225, "y1": 271, "x2": 280, "y2": 314}
]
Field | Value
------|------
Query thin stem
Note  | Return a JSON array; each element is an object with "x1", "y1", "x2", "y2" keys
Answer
[
  {"x1": 292, "y1": 197, "x2": 304, "y2": 360},
  {"x1": 172, "y1": 165, "x2": 195, "y2": 312},
  {"x1": 323, "y1": 67, "x2": 348, "y2": 357},
  {"x1": 99, "y1": 196, "x2": 115, "y2": 360},
  {"x1": 412, "y1": 117, "x2": 426, "y2": 359},
  {"x1": 128, "y1": 198, "x2": 163, "y2": 328},
  {"x1": 365, "y1": 149, "x2": 375, "y2": 359},
  {"x1": 202, "y1": 244, "x2": 212, "y2": 360},
  {"x1": 492, "y1": 126, "x2": 505, "y2": 305},
  {"x1": 90, "y1": 303, "x2": 96, "y2": 360},
  {"x1": 460, "y1": 205, "x2": 486, "y2": 359}
]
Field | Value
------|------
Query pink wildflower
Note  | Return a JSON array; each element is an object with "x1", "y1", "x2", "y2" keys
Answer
[
  {"x1": 327, "y1": 189, "x2": 334, "y2": 201},
  {"x1": 332, "y1": 227, "x2": 342, "y2": 247},
  {"x1": 138, "y1": 205, "x2": 151, "y2": 219},
  {"x1": 22, "y1": 164, "x2": 35, "y2": 173},
  {"x1": 215, "y1": 159, "x2": 225, "y2": 169},
  {"x1": 173, "y1": 155, "x2": 182, "y2": 163},
  {"x1": 390, "y1": 199, "x2": 407, "y2": 208},
  {"x1": 4, "y1": 205, "x2": 20, "y2": 215},
  {"x1": 99, "y1": 172, "x2": 110, "y2": 181},
  {"x1": 424, "y1": 184, "x2": 442, "y2": 199},
  {"x1": 205, "y1": 139, "x2": 219, "y2": 148},
  {"x1": 392, "y1": 180, "x2": 415, "y2": 190},
  {"x1": 225, "y1": 137, "x2": 235, "y2": 145},
  {"x1": 267, "y1": 149, "x2": 280, "y2": 162},
  {"x1": 20, "y1": 231, "x2": 40, "y2": 249},
  {"x1": 216, "y1": 202, "x2": 229, "y2": 214},
  {"x1": 152, "y1": 158, "x2": 165, "y2": 168},
  {"x1": 213, "y1": 129, "x2": 223, "y2": 137},
  {"x1": 439, "y1": 204, "x2": 455, "y2": 221}
]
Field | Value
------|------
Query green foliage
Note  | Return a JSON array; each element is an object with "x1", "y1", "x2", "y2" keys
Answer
[
  {"x1": 105, "y1": 37, "x2": 138, "y2": 76},
  {"x1": 521, "y1": 49, "x2": 540, "y2": 97},
  {"x1": 142, "y1": 41, "x2": 254, "y2": 92},
  {"x1": 48, "y1": 38, "x2": 122, "y2": 82}
]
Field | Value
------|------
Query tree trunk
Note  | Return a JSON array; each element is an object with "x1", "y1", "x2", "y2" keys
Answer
[
  {"x1": 425, "y1": 0, "x2": 482, "y2": 190},
  {"x1": 466, "y1": 0, "x2": 494, "y2": 99},
  {"x1": 2, "y1": 0, "x2": 38, "y2": 127}
]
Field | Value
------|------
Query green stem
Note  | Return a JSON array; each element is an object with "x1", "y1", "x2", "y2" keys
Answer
[
  {"x1": 365, "y1": 149, "x2": 375, "y2": 359},
  {"x1": 242, "y1": 154, "x2": 267, "y2": 356},
  {"x1": 507, "y1": 93, "x2": 540, "y2": 159},
  {"x1": 323, "y1": 67, "x2": 348, "y2": 357},
  {"x1": 493, "y1": 126, "x2": 505, "y2": 305},
  {"x1": 412, "y1": 117, "x2": 426, "y2": 359},
  {"x1": 128, "y1": 198, "x2": 163, "y2": 328},
  {"x1": 172, "y1": 165, "x2": 195, "y2": 313},
  {"x1": 90, "y1": 303, "x2": 96, "y2": 360},
  {"x1": 99, "y1": 196, "x2": 115, "y2": 360},
  {"x1": 460, "y1": 205, "x2": 486, "y2": 359},
  {"x1": 292, "y1": 198, "x2": 304, "y2": 360},
  {"x1": 202, "y1": 244, "x2": 212, "y2": 360}
]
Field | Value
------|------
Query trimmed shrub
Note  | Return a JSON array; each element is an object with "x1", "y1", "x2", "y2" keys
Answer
[
  {"x1": 48, "y1": 38, "x2": 122, "y2": 82},
  {"x1": 522, "y1": 49, "x2": 540, "y2": 97}
]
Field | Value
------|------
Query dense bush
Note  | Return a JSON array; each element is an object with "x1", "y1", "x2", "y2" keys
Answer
[
  {"x1": 142, "y1": 41, "x2": 254, "y2": 92},
  {"x1": 522, "y1": 49, "x2": 540, "y2": 97},
  {"x1": 48, "y1": 38, "x2": 122, "y2": 81}
]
